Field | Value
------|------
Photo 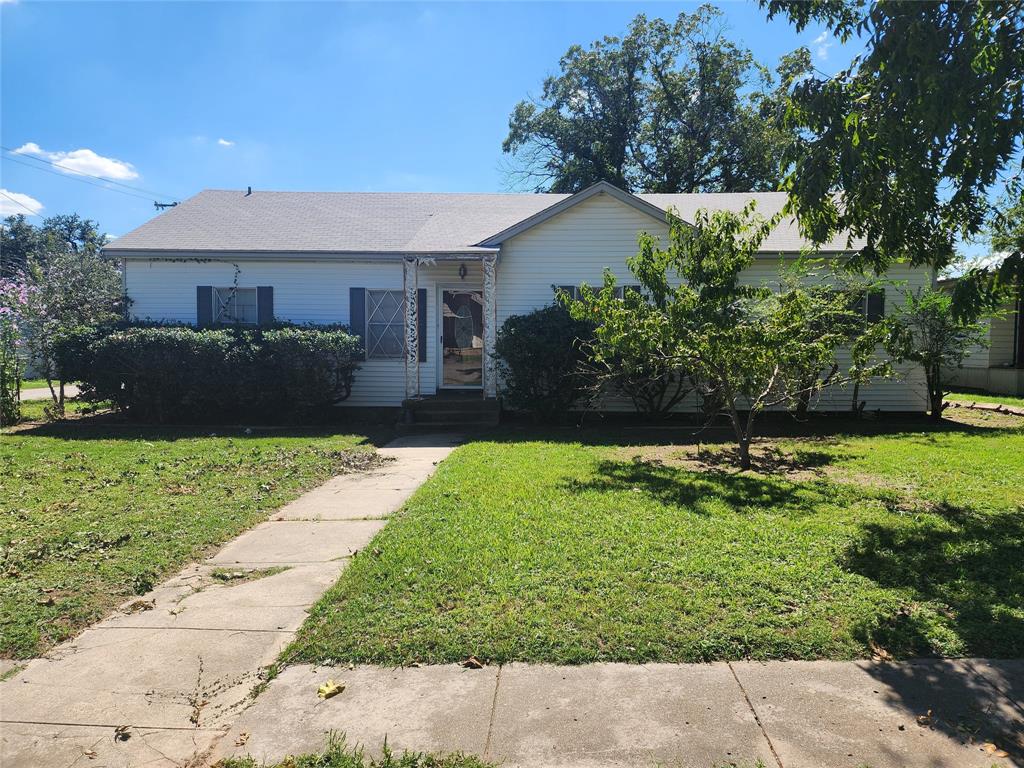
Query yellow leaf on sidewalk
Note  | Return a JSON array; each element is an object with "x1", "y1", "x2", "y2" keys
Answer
[{"x1": 317, "y1": 679, "x2": 345, "y2": 699}]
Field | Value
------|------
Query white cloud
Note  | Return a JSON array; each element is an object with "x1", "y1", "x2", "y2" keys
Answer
[
  {"x1": 13, "y1": 142, "x2": 139, "y2": 180},
  {"x1": 813, "y1": 31, "x2": 833, "y2": 61},
  {"x1": 217, "y1": 138, "x2": 235, "y2": 147},
  {"x1": 0, "y1": 188, "x2": 44, "y2": 217}
]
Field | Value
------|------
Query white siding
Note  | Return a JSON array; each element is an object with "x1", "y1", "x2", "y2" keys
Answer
[
  {"x1": 125, "y1": 257, "x2": 488, "y2": 407},
  {"x1": 123, "y1": 191, "x2": 931, "y2": 412},
  {"x1": 989, "y1": 305, "x2": 1017, "y2": 367},
  {"x1": 496, "y1": 192, "x2": 929, "y2": 412}
]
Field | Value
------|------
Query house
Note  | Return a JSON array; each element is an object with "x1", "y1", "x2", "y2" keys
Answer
[
  {"x1": 939, "y1": 275, "x2": 1024, "y2": 396},
  {"x1": 104, "y1": 181, "x2": 931, "y2": 414}
]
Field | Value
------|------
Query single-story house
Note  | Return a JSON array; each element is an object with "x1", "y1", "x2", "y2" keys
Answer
[{"x1": 104, "y1": 181, "x2": 931, "y2": 414}]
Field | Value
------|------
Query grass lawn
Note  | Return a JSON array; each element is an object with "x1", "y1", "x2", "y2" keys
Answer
[
  {"x1": 946, "y1": 389, "x2": 1024, "y2": 409},
  {"x1": 0, "y1": 420, "x2": 386, "y2": 659},
  {"x1": 18, "y1": 378, "x2": 52, "y2": 391},
  {"x1": 289, "y1": 409, "x2": 1024, "y2": 665}
]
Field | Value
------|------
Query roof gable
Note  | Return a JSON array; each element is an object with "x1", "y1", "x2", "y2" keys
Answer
[{"x1": 475, "y1": 181, "x2": 668, "y2": 247}]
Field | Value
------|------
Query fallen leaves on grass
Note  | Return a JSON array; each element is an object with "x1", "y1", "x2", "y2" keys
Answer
[{"x1": 460, "y1": 656, "x2": 485, "y2": 669}]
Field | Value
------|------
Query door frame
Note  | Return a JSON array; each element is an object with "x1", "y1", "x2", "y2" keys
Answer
[{"x1": 436, "y1": 284, "x2": 485, "y2": 390}]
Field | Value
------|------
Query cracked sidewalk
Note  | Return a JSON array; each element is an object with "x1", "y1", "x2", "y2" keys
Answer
[
  {"x1": 211, "y1": 658, "x2": 1023, "y2": 768},
  {"x1": 0, "y1": 434, "x2": 460, "y2": 768}
]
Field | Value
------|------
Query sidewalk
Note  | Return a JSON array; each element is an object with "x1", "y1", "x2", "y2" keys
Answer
[
  {"x1": 212, "y1": 658, "x2": 1023, "y2": 768},
  {"x1": 19, "y1": 384, "x2": 80, "y2": 401},
  {"x1": 0, "y1": 433, "x2": 460, "y2": 768}
]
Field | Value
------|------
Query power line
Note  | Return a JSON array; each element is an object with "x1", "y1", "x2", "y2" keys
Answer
[
  {"x1": 0, "y1": 189, "x2": 43, "y2": 217},
  {"x1": 0, "y1": 145, "x2": 181, "y2": 201},
  {"x1": 1, "y1": 153, "x2": 157, "y2": 202}
]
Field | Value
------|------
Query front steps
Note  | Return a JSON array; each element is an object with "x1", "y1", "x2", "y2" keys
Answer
[{"x1": 401, "y1": 391, "x2": 500, "y2": 428}]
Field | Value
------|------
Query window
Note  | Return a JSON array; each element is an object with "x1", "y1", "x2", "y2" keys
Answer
[
  {"x1": 366, "y1": 289, "x2": 406, "y2": 359},
  {"x1": 213, "y1": 287, "x2": 258, "y2": 325},
  {"x1": 852, "y1": 289, "x2": 886, "y2": 323}
]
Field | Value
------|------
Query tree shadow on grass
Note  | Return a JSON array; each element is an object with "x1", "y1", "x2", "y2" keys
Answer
[
  {"x1": 482, "y1": 409, "x2": 1022, "y2": 449},
  {"x1": 567, "y1": 456, "x2": 837, "y2": 517},
  {"x1": 843, "y1": 502, "x2": 1024, "y2": 660}
]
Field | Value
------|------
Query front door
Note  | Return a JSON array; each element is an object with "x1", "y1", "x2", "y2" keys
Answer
[{"x1": 441, "y1": 289, "x2": 483, "y2": 388}]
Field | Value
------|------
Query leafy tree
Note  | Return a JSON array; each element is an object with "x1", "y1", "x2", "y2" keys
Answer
[
  {"x1": 761, "y1": 1, "x2": 1024, "y2": 294},
  {"x1": 1, "y1": 215, "x2": 41, "y2": 278},
  {"x1": 0, "y1": 275, "x2": 33, "y2": 425},
  {"x1": 887, "y1": 288, "x2": 988, "y2": 422},
  {"x1": 504, "y1": 5, "x2": 809, "y2": 193},
  {"x1": 569, "y1": 281, "x2": 693, "y2": 417},
  {"x1": 1, "y1": 214, "x2": 108, "y2": 278},
  {"x1": 569, "y1": 205, "x2": 879, "y2": 469},
  {"x1": 17, "y1": 217, "x2": 125, "y2": 416}
]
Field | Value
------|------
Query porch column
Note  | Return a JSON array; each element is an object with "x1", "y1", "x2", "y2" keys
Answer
[
  {"x1": 403, "y1": 256, "x2": 419, "y2": 400},
  {"x1": 483, "y1": 254, "x2": 498, "y2": 399}
]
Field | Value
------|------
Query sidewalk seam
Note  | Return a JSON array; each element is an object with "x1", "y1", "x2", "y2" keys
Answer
[
  {"x1": 965, "y1": 660, "x2": 1024, "y2": 718},
  {"x1": 727, "y1": 661, "x2": 784, "y2": 768},
  {"x1": 482, "y1": 664, "x2": 503, "y2": 759}
]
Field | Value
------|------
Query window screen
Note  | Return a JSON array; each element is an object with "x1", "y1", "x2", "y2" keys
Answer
[
  {"x1": 213, "y1": 287, "x2": 258, "y2": 325},
  {"x1": 366, "y1": 290, "x2": 406, "y2": 359}
]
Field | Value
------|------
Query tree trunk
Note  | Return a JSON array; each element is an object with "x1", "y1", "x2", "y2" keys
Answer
[
  {"x1": 737, "y1": 437, "x2": 752, "y2": 470},
  {"x1": 850, "y1": 380, "x2": 861, "y2": 415},
  {"x1": 796, "y1": 388, "x2": 810, "y2": 420},
  {"x1": 926, "y1": 365, "x2": 943, "y2": 422}
]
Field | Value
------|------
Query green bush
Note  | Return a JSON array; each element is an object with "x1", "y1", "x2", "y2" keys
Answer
[
  {"x1": 493, "y1": 304, "x2": 594, "y2": 419},
  {"x1": 65, "y1": 324, "x2": 362, "y2": 423}
]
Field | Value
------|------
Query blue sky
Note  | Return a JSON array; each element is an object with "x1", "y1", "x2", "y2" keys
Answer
[{"x1": 1, "y1": 1, "x2": 849, "y2": 239}]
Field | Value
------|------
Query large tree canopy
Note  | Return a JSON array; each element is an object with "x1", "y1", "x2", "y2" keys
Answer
[
  {"x1": 503, "y1": 5, "x2": 809, "y2": 194},
  {"x1": 762, "y1": 0, "x2": 1024, "y2": 287}
]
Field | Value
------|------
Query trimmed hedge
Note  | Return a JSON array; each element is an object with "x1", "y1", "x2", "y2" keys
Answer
[{"x1": 65, "y1": 325, "x2": 362, "y2": 423}]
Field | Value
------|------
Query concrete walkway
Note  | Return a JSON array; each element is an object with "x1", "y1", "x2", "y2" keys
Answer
[
  {"x1": 19, "y1": 384, "x2": 80, "y2": 401},
  {"x1": 210, "y1": 658, "x2": 1023, "y2": 768},
  {"x1": 0, "y1": 434, "x2": 459, "y2": 768}
]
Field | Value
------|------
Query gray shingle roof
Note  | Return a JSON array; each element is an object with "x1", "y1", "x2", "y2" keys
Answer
[{"x1": 105, "y1": 187, "x2": 856, "y2": 256}]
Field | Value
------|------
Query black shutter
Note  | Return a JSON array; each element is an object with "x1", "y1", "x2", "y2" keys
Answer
[
  {"x1": 866, "y1": 289, "x2": 885, "y2": 323},
  {"x1": 257, "y1": 286, "x2": 274, "y2": 326},
  {"x1": 196, "y1": 286, "x2": 213, "y2": 327},
  {"x1": 417, "y1": 288, "x2": 427, "y2": 362},
  {"x1": 349, "y1": 287, "x2": 366, "y2": 359}
]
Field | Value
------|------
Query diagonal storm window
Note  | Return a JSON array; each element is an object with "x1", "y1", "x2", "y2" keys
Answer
[{"x1": 366, "y1": 289, "x2": 406, "y2": 359}]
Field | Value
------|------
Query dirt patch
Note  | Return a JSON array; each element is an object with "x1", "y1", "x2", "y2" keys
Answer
[{"x1": 618, "y1": 438, "x2": 841, "y2": 480}]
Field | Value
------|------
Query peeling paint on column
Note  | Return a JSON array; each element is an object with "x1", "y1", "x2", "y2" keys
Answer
[{"x1": 483, "y1": 254, "x2": 497, "y2": 399}]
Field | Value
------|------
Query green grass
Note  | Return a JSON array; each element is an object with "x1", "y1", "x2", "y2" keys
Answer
[
  {"x1": 217, "y1": 733, "x2": 492, "y2": 768},
  {"x1": 13, "y1": 397, "x2": 106, "y2": 424},
  {"x1": 0, "y1": 422, "x2": 385, "y2": 658},
  {"x1": 946, "y1": 389, "x2": 1024, "y2": 408},
  {"x1": 289, "y1": 410, "x2": 1024, "y2": 665},
  {"x1": 18, "y1": 378, "x2": 52, "y2": 391}
]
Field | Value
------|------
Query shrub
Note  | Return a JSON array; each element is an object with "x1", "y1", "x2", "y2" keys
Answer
[
  {"x1": 66, "y1": 324, "x2": 362, "y2": 423},
  {"x1": 493, "y1": 304, "x2": 594, "y2": 419}
]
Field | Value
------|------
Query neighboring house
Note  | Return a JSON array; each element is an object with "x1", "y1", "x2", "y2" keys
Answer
[
  {"x1": 939, "y1": 275, "x2": 1024, "y2": 396},
  {"x1": 104, "y1": 181, "x2": 930, "y2": 413}
]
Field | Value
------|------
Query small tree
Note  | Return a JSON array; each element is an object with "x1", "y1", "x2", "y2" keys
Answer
[
  {"x1": 23, "y1": 242, "x2": 125, "y2": 416},
  {"x1": 0, "y1": 275, "x2": 32, "y2": 426},
  {"x1": 570, "y1": 205, "x2": 883, "y2": 469},
  {"x1": 570, "y1": 278, "x2": 693, "y2": 417},
  {"x1": 888, "y1": 288, "x2": 988, "y2": 422}
]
